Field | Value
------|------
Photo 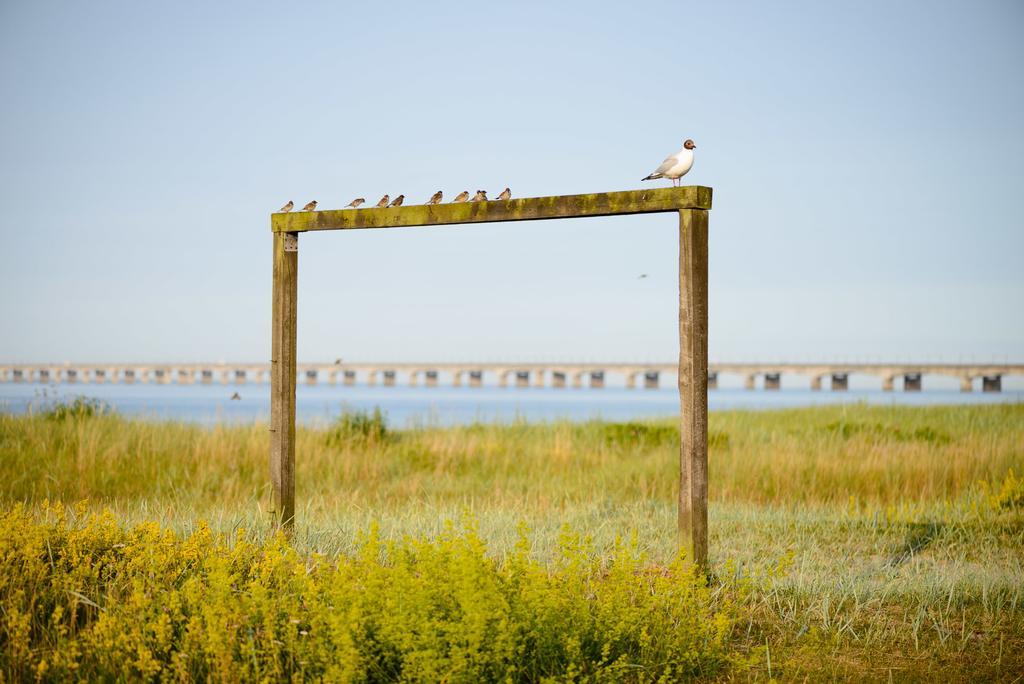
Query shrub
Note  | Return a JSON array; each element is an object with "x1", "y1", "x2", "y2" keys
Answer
[
  {"x1": 0, "y1": 506, "x2": 755, "y2": 682},
  {"x1": 324, "y1": 407, "x2": 388, "y2": 448},
  {"x1": 41, "y1": 396, "x2": 110, "y2": 422}
]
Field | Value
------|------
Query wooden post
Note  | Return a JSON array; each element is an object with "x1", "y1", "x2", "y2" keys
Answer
[
  {"x1": 678, "y1": 209, "x2": 709, "y2": 568},
  {"x1": 270, "y1": 231, "x2": 298, "y2": 532}
]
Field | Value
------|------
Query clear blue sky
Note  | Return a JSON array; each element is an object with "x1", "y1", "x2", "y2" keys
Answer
[{"x1": 1, "y1": 0, "x2": 1021, "y2": 364}]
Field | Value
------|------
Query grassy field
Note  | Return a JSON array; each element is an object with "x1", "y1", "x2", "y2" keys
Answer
[{"x1": 2, "y1": 401, "x2": 1023, "y2": 680}]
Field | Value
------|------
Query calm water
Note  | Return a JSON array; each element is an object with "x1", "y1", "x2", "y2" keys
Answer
[{"x1": 1, "y1": 382, "x2": 1020, "y2": 427}]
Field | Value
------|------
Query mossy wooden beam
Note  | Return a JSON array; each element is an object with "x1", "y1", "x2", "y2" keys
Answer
[{"x1": 272, "y1": 186, "x2": 712, "y2": 232}]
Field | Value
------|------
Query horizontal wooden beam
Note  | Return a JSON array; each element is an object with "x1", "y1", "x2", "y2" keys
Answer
[{"x1": 271, "y1": 186, "x2": 712, "y2": 233}]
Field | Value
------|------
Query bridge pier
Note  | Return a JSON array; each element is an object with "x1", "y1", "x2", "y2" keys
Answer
[
  {"x1": 882, "y1": 375, "x2": 895, "y2": 392},
  {"x1": 367, "y1": 370, "x2": 378, "y2": 386},
  {"x1": 810, "y1": 375, "x2": 822, "y2": 391},
  {"x1": 383, "y1": 370, "x2": 396, "y2": 387},
  {"x1": 452, "y1": 371, "x2": 462, "y2": 387},
  {"x1": 644, "y1": 371, "x2": 660, "y2": 389},
  {"x1": 344, "y1": 370, "x2": 356, "y2": 386},
  {"x1": 65, "y1": 369, "x2": 78, "y2": 383},
  {"x1": 425, "y1": 370, "x2": 438, "y2": 387},
  {"x1": 304, "y1": 370, "x2": 317, "y2": 385},
  {"x1": 199, "y1": 370, "x2": 211, "y2": 384},
  {"x1": 960, "y1": 376, "x2": 973, "y2": 392},
  {"x1": 13, "y1": 369, "x2": 24, "y2": 383},
  {"x1": 903, "y1": 373, "x2": 921, "y2": 392},
  {"x1": 983, "y1": 375, "x2": 1002, "y2": 392},
  {"x1": 625, "y1": 372, "x2": 637, "y2": 389},
  {"x1": 409, "y1": 371, "x2": 419, "y2": 387},
  {"x1": 234, "y1": 370, "x2": 246, "y2": 385},
  {"x1": 831, "y1": 373, "x2": 848, "y2": 391},
  {"x1": 744, "y1": 374, "x2": 756, "y2": 390},
  {"x1": 552, "y1": 371, "x2": 567, "y2": 389},
  {"x1": 123, "y1": 369, "x2": 135, "y2": 384},
  {"x1": 469, "y1": 370, "x2": 483, "y2": 388},
  {"x1": 515, "y1": 371, "x2": 529, "y2": 388},
  {"x1": 532, "y1": 370, "x2": 545, "y2": 388},
  {"x1": 590, "y1": 371, "x2": 605, "y2": 389},
  {"x1": 764, "y1": 373, "x2": 780, "y2": 390},
  {"x1": 707, "y1": 371, "x2": 718, "y2": 390},
  {"x1": 153, "y1": 369, "x2": 167, "y2": 384}
]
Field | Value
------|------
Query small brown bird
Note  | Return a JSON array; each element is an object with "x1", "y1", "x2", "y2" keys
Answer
[
  {"x1": 345, "y1": 198, "x2": 365, "y2": 208},
  {"x1": 496, "y1": 187, "x2": 511, "y2": 201},
  {"x1": 302, "y1": 200, "x2": 317, "y2": 211},
  {"x1": 278, "y1": 200, "x2": 294, "y2": 213},
  {"x1": 471, "y1": 190, "x2": 487, "y2": 202},
  {"x1": 426, "y1": 191, "x2": 443, "y2": 205},
  {"x1": 375, "y1": 195, "x2": 390, "y2": 208},
  {"x1": 451, "y1": 191, "x2": 469, "y2": 203},
  {"x1": 389, "y1": 195, "x2": 404, "y2": 207}
]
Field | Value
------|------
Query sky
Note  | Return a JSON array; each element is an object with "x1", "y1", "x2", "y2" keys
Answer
[{"x1": 1, "y1": 0, "x2": 1021, "y2": 365}]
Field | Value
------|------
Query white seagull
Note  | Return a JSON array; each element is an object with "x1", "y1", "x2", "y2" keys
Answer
[{"x1": 642, "y1": 139, "x2": 696, "y2": 187}]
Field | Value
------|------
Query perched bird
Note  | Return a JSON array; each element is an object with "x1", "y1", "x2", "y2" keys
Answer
[
  {"x1": 389, "y1": 194, "x2": 405, "y2": 207},
  {"x1": 345, "y1": 198, "x2": 365, "y2": 209},
  {"x1": 642, "y1": 139, "x2": 696, "y2": 187},
  {"x1": 451, "y1": 191, "x2": 469, "y2": 203},
  {"x1": 426, "y1": 190, "x2": 443, "y2": 205},
  {"x1": 230, "y1": 392, "x2": 241, "y2": 401},
  {"x1": 496, "y1": 187, "x2": 511, "y2": 201},
  {"x1": 302, "y1": 200, "x2": 318, "y2": 211},
  {"x1": 375, "y1": 194, "x2": 390, "y2": 208},
  {"x1": 471, "y1": 190, "x2": 487, "y2": 202},
  {"x1": 278, "y1": 200, "x2": 294, "y2": 213}
]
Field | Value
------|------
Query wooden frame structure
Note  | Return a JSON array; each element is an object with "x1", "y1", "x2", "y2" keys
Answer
[{"x1": 270, "y1": 185, "x2": 713, "y2": 565}]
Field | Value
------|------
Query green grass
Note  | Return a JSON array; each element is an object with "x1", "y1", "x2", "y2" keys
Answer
[{"x1": 2, "y1": 402, "x2": 1023, "y2": 680}]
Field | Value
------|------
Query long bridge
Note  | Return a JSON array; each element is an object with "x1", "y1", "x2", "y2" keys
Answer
[{"x1": 1, "y1": 362, "x2": 1021, "y2": 392}]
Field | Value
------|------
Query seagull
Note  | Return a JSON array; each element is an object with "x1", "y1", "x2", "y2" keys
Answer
[
  {"x1": 345, "y1": 198, "x2": 365, "y2": 208},
  {"x1": 471, "y1": 190, "x2": 487, "y2": 202},
  {"x1": 389, "y1": 194, "x2": 404, "y2": 207},
  {"x1": 426, "y1": 190, "x2": 443, "y2": 205},
  {"x1": 642, "y1": 139, "x2": 696, "y2": 187},
  {"x1": 496, "y1": 187, "x2": 511, "y2": 201},
  {"x1": 451, "y1": 191, "x2": 469, "y2": 203},
  {"x1": 278, "y1": 200, "x2": 294, "y2": 213},
  {"x1": 302, "y1": 200, "x2": 318, "y2": 211},
  {"x1": 375, "y1": 195, "x2": 390, "y2": 208}
]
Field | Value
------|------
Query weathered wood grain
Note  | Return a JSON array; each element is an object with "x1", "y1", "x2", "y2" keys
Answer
[
  {"x1": 272, "y1": 186, "x2": 712, "y2": 232},
  {"x1": 270, "y1": 231, "x2": 298, "y2": 533},
  {"x1": 677, "y1": 209, "x2": 709, "y2": 568}
]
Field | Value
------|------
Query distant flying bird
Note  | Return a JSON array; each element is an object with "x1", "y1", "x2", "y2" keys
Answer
[
  {"x1": 426, "y1": 191, "x2": 443, "y2": 205},
  {"x1": 230, "y1": 392, "x2": 241, "y2": 400},
  {"x1": 334, "y1": 358, "x2": 343, "y2": 365},
  {"x1": 278, "y1": 200, "x2": 294, "y2": 213},
  {"x1": 302, "y1": 200, "x2": 318, "y2": 211},
  {"x1": 375, "y1": 195, "x2": 390, "y2": 208},
  {"x1": 451, "y1": 191, "x2": 469, "y2": 203},
  {"x1": 471, "y1": 190, "x2": 487, "y2": 202},
  {"x1": 638, "y1": 274, "x2": 648, "y2": 279},
  {"x1": 496, "y1": 187, "x2": 511, "y2": 201},
  {"x1": 389, "y1": 195, "x2": 404, "y2": 207},
  {"x1": 345, "y1": 198, "x2": 365, "y2": 208},
  {"x1": 642, "y1": 139, "x2": 696, "y2": 187}
]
